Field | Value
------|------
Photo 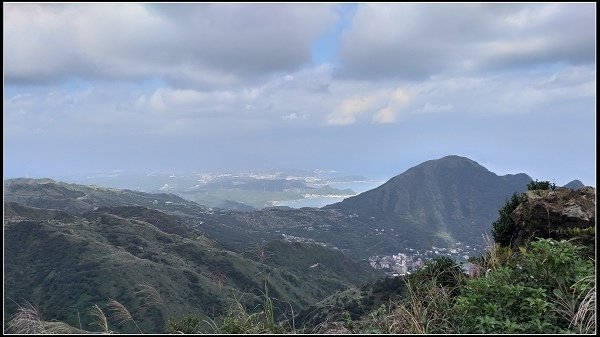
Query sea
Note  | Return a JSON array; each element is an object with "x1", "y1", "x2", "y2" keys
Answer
[{"x1": 275, "y1": 180, "x2": 384, "y2": 208}]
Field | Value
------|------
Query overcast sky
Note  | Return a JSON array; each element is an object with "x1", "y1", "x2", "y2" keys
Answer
[{"x1": 3, "y1": 3, "x2": 596, "y2": 186}]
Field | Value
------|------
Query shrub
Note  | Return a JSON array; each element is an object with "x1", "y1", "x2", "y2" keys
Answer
[
  {"x1": 527, "y1": 180, "x2": 555, "y2": 191},
  {"x1": 410, "y1": 257, "x2": 466, "y2": 296},
  {"x1": 166, "y1": 314, "x2": 202, "y2": 334},
  {"x1": 491, "y1": 193, "x2": 525, "y2": 247},
  {"x1": 453, "y1": 238, "x2": 595, "y2": 333}
]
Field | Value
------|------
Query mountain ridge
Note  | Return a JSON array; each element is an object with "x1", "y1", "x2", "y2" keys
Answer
[
  {"x1": 4, "y1": 202, "x2": 377, "y2": 332},
  {"x1": 325, "y1": 155, "x2": 532, "y2": 245},
  {"x1": 5, "y1": 155, "x2": 559, "y2": 257}
]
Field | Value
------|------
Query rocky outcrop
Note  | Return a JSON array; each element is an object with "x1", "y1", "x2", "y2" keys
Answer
[{"x1": 510, "y1": 187, "x2": 595, "y2": 248}]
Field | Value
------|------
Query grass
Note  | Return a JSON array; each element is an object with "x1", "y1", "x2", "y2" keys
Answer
[
  {"x1": 90, "y1": 304, "x2": 109, "y2": 333},
  {"x1": 307, "y1": 275, "x2": 457, "y2": 334},
  {"x1": 384, "y1": 278, "x2": 455, "y2": 334},
  {"x1": 107, "y1": 298, "x2": 142, "y2": 333},
  {"x1": 6, "y1": 301, "x2": 46, "y2": 334},
  {"x1": 135, "y1": 283, "x2": 164, "y2": 308},
  {"x1": 570, "y1": 277, "x2": 596, "y2": 334},
  {"x1": 210, "y1": 281, "x2": 296, "y2": 334},
  {"x1": 7, "y1": 297, "x2": 145, "y2": 334},
  {"x1": 5, "y1": 299, "x2": 87, "y2": 334}
]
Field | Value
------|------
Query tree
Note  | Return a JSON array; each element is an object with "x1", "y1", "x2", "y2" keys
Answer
[
  {"x1": 491, "y1": 193, "x2": 525, "y2": 247},
  {"x1": 527, "y1": 180, "x2": 554, "y2": 191}
]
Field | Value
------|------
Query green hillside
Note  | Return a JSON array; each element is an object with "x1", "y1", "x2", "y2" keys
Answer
[
  {"x1": 326, "y1": 155, "x2": 532, "y2": 246},
  {"x1": 4, "y1": 203, "x2": 377, "y2": 333}
]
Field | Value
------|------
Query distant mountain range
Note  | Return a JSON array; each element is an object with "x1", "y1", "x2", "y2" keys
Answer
[{"x1": 6, "y1": 155, "x2": 579, "y2": 257}]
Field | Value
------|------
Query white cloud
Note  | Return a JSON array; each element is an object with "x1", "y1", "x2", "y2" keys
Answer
[
  {"x1": 372, "y1": 88, "x2": 412, "y2": 124},
  {"x1": 327, "y1": 94, "x2": 382, "y2": 125},
  {"x1": 4, "y1": 3, "x2": 336, "y2": 87},
  {"x1": 372, "y1": 107, "x2": 397, "y2": 124},
  {"x1": 339, "y1": 3, "x2": 595, "y2": 80},
  {"x1": 327, "y1": 87, "x2": 413, "y2": 126},
  {"x1": 281, "y1": 112, "x2": 309, "y2": 121},
  {"x1": 413, "y1": 102, "x2": 454, "y2": 115}
]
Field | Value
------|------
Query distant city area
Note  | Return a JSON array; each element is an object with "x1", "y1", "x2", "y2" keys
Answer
[
  {"x1": 368, "y1": 242, "x2": 483, "y2": 276},
  {"x1": 280, "y1": 232, "x2": 483, "y2": 276}
]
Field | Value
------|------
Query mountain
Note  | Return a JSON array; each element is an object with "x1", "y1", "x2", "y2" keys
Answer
[
  {"x1": 325, "y1": 155, "x2": 532, "y2": 246},
  {"x1": 4, "y1": 178, "x2": 199, "y2": 215},
  {"x1": 3, "y1": 178, "x2": 261, "y2": 253},
  {"x1": 4, "y1": 202, "x2": 378, "y2": 333},
  {"x1": 563, "y1": 179, "x2": 585, "y2": 190},
  {"x1": 3, "y1": 178, "x2": 418, "y2": 258},
  {"x1": 216, "y1": 199, "x2": 256, "y2": 212}
]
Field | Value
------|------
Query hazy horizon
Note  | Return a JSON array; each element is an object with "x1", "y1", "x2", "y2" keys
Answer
[
  {"x1": 4, "y1": 3, "x2": 596, "y2": 187},
  {"x1": 4, "y1": 156, "x2": 593, "y2": 189}
]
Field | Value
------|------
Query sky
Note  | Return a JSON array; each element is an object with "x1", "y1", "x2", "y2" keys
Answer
[{"x1": 3, "y1": 3, "x2": 597, "y2": 186}]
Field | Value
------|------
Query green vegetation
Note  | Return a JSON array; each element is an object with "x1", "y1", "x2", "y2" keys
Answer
[
  {"x1": 166, "y1": 283, "x2": 296, "y2": 334},
  {"x1": 4, "y1": 203, "x2": 377, "y2": 333},
  {"x1": 10, "y1": 236, "x2": 592, "y2": 334},
  {"x1": 295, "y1": 238, "x2": 594, "y2": 334},
  {"x1": 454, "y1": 239, "x2": 594, "y2": 333},
  {"x1": 491, "y1": 192, "x2": 525, "y2": 247},
  {"x1": 527, "y1": 179, "x2": 556, "y2": 191}
]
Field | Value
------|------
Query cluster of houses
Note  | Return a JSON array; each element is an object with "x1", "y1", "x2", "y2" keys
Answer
[{"x1": 368, "y1": 242, "x2": 483, "y2": 276}]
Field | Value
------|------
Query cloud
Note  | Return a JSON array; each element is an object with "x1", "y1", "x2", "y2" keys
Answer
[
  {"x1": 326, "y1": 94, "x2": 382, "y2": 125},
  {"x1": 338, "y1": 3, "x2": 595, "y2": 80},
  {"x1": 327, "y1": 87, "x2": 412, "y2": 125},
  {"x1": 413, "y1": 102, "x2": 454, "y2": 115},
  {"x1": 372, "y1": 88, "x2": 412, "y2": 124},
  {"x1": 5, "y1": 61, "x2": 594, "y2": 141},
  {"x1": 4, "y1": 3, "x2": 336, "y2": 87},
  {"x1": 281, "y1": 112, "x2": 309, "y2": 121}
]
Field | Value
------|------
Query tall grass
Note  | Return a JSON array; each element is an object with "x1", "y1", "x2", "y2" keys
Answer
[
  {"x1": 135, "y1": 283, "x2": 163, "y2": 308},
  {"x1": 203, "y1": 280, "x2": 296, "y2": 334},
  {"x1": 481, "y1": 233, "x2": 515, "y2": 271},
  {"x1": 90, "y1": 304, "x2": 109, "y2": 334},
  {"x1": 6, "y1": 301, "x2": 45, "y2": 334},
  {"x1": 6, "y1": 302, "x2": 77, "y2": 335},
  {"x1": 571, "y1": 282, "x2": 596, "y2": 333},
  {"x1": 308, "y1": 275, "x2": 458, "y2": 334},
  {"x1": 107, "y1": 298, "x2": 142, "y2": 333},
  {"x1": 386, "y1": 278, "x2": 456, "y2": 334}
]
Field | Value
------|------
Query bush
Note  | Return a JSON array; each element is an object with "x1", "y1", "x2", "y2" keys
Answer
[
  {"x1": 410, "y1": 257, "x2": 466, "y2": 296},
  {"x1": 166, "y1": 314, "x2": 202, "y2": 334},
  {"x1": 491, "y1": 193, "x2": 525, "y2": 247},
  {"x1": 453, "y1": 238, "x2": 595, "y2": 333},
  {"x1": 527, "y1": 180, "x2": 555, "y2": 191}
]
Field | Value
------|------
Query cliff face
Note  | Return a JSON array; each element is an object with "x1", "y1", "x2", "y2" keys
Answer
[{"x1": 510, "y1": 187, "x2": 595, "y2": 249}]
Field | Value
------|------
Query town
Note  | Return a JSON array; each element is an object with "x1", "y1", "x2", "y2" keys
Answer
[{"x1": 368, "y1": 242, "x2": 484, "y2": 276}]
